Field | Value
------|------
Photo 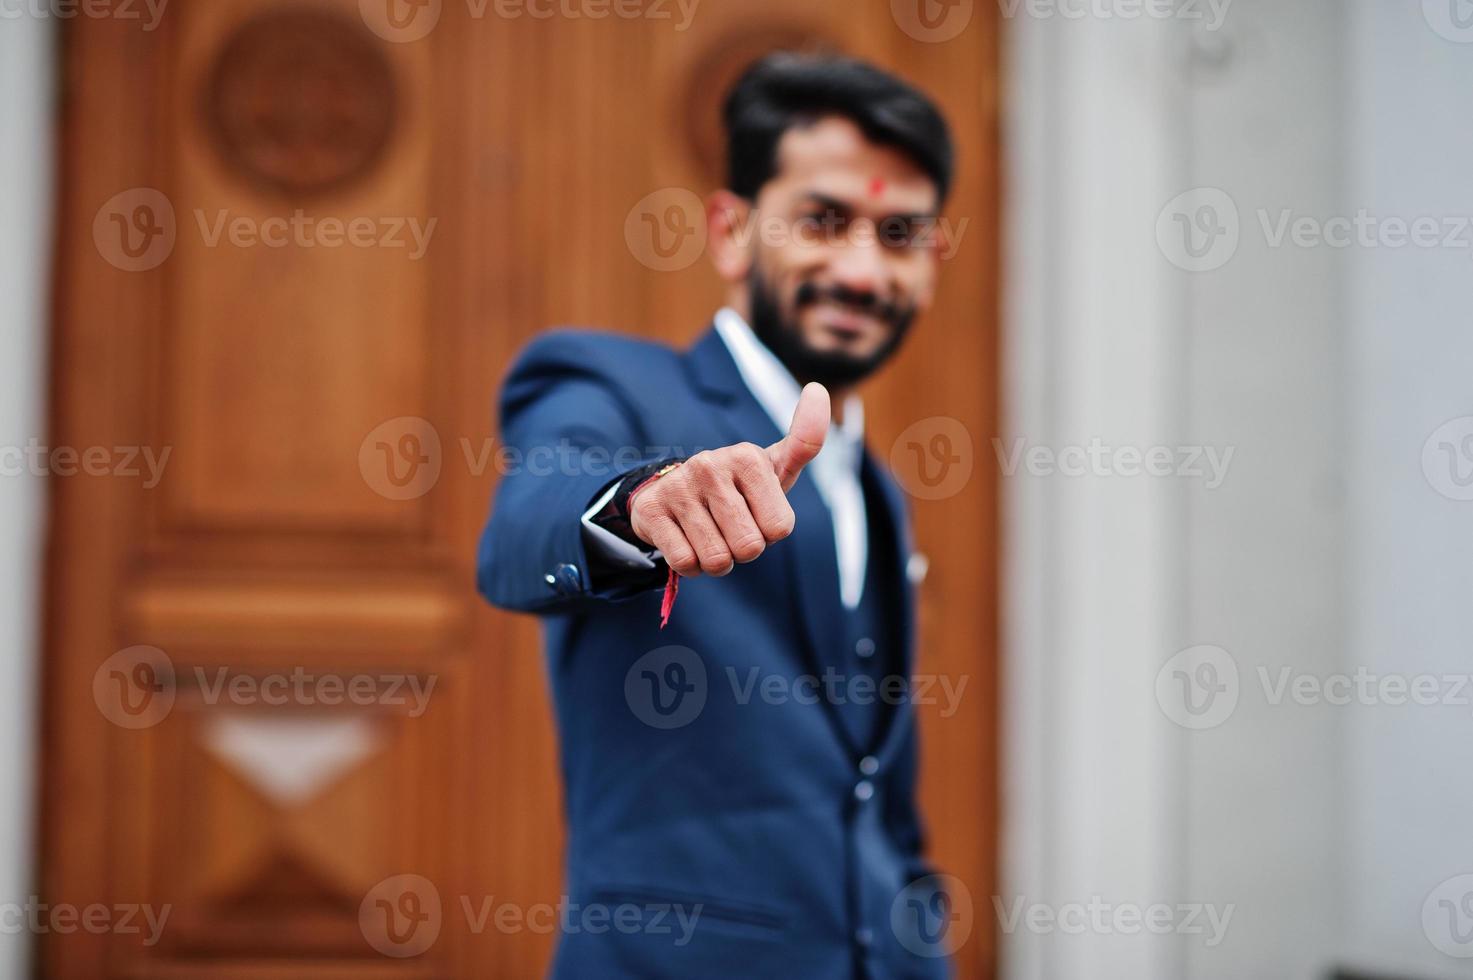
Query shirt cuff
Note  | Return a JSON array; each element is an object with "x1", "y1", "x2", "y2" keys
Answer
[{"x1": 580, "y1": 479, "x2": 660, "y2": 570}]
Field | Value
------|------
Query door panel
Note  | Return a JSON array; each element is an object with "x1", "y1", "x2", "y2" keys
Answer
[{"x1": 45, "y1": 1, "x2": 999, "y2": 976}]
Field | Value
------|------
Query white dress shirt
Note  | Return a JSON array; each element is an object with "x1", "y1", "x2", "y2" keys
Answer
[{"x1": 581, "y1": 307, "x2": 869, "y2": 609}]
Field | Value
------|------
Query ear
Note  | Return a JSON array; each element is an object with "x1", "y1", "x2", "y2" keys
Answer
[{"x1": 706, "y1": 190, "x2": 753, "y2": 284}]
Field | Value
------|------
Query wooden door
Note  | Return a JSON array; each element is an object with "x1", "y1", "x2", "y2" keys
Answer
[{"x1": 43, "y1": 1, "x2": 999, "y2": 976}]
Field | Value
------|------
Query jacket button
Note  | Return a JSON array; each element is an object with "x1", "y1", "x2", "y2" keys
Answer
[
  {"x1": 855, "y1": 637, "x2": 876, "y2": 659},
  {"x1": 544, "y1": 563, "x2": 582, "y2": 595},
  {"x1": 854, "y1": 927, "x2": 874, "y2": 948},
  {"x1": 859, "y1": 756, "x2": 879, "y2": 776},
  {"x1": 853, "y1": 780, "x2": 874, "y2": 802}
]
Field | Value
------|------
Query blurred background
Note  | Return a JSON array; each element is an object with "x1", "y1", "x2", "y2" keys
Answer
[{"x1": 3, "y1": 0, "x2": 1472, "y2": 977}]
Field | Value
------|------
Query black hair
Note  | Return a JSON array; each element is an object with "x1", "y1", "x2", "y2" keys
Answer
[{"x1": 723, "y1": 52, "x2": 955, "y2": 204}]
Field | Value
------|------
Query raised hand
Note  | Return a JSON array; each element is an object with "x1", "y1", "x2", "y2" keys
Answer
[{"x1": 630, "y1": 382, "x2": 831, "y2": 578}]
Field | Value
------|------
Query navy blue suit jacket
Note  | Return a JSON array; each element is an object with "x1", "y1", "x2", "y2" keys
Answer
[{"x1": 477, "y1": 326, "x2": 950, "y2": 979}]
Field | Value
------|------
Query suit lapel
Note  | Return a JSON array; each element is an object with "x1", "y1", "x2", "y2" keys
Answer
[
  {"x1": 864, "y1": 452, "x2": 916, "y2": 674},
  {"x1": 683, "y1": 326, "x2": 784, "y2": 445},
  {"x1": 684, "y1": 326, "x2": 859, "y2": 755},
  {"x1": 861, "y1": 451, "x2": 920, "y2": 766}
]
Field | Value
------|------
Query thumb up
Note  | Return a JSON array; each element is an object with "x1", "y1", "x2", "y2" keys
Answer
[
  {"x1": 628, "y1": 382, "x2": 831, "y2": 578},
  {"x1": 767, "y1": 382, "x2": 831, "y2": 492}
]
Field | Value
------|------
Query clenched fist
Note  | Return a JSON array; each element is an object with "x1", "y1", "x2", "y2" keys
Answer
[{"x1": 630, "y1": 382, "x2": 831, "y2": 578}]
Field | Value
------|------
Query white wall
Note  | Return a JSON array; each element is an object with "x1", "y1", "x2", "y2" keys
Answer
[
  {"x1": 1342, "y1": 2, "x2": 1473, "y2": 976},
  {"x1": 0, "y1": 9, "x2": 53, "y2": 978},
  {"x1": 1003, "y1": 8, "x2": 1188, "y2": 979},
  {"x1": 1005, "y1": 1, "x2": 1473, "y2": 978},
  {"x1": 1179, "y1": 2, "x2": 1345, "y2": 977}
]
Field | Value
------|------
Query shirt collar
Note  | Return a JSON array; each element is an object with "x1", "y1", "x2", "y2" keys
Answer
[{"x1": 712, "y1": 307, "x2": 864, "y2": 472}]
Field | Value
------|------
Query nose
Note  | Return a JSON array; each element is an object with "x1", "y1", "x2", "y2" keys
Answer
[{"x1": 825, "y1": 222, "x2": 891, "y2": 299}]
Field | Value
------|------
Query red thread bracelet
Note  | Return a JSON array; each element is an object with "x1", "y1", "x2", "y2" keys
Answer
[{"x1": 628, "y1": 463, "x2": 683, "y2": 629}]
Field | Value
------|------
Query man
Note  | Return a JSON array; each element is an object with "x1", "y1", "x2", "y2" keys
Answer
[{"x1": 477, "y1": 53, "x2": 956, "y2": 979}]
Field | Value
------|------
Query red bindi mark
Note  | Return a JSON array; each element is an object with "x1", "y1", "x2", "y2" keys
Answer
[{"x1": 868, "y1": 177, "x2": 886, "y2": 198}]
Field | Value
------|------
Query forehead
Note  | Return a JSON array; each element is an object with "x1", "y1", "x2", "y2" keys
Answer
[{"x1": 768, "y1": 115, "x2": 938, "y2": 212}]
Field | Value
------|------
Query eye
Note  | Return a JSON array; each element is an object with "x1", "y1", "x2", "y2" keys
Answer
[
  {"x1": 878, "y1": 216, "x2": 928, "y2": 249},
  {"x1": 796, "y1": 208, "x2": 850, "y2": 240}
]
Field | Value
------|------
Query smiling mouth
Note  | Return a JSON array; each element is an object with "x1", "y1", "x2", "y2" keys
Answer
[
  {"x1": 814, "y1": 302, "x2": 885, "y2": 339},
  {"x1": 824, "y1": 320, "x2": 865, "y2": 342}
]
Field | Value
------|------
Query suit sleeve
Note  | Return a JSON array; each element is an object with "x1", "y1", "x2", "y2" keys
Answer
[{"x1": 475, "y1": 333, "x2": 673, "y2": 614}]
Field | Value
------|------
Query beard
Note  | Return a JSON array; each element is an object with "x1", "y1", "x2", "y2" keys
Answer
[{"x1": 746, "y1": 263, "x2": 916, "y2": 389}]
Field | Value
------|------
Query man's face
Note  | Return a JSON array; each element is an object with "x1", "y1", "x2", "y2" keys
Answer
[{"x1": 739, "y1": 115, "x2": 944, "y2": 389}]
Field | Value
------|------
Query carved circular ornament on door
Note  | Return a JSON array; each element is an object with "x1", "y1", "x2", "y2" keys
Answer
[
  {"x1": 204, "y1": 9, "x2": 398, "y2": 197},
  {"x1": 680, "y1": 29, "x2": 842, "y2": 187}
]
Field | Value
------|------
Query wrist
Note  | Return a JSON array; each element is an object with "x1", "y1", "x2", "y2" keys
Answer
[
  {"x1": 627, "y1": 461, "x2": 683, "y2": 544},
  {"x1": 588, "y1": 458, "x2": 686, "y2": 549}
]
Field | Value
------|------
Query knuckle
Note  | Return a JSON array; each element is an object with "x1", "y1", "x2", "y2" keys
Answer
[
  {"x1": 733, "y1": 441, "x2": 763, "y2": 463},
  {"x1": 730, "y1": 533, "x2": 766, "y2": 563},
  {"x1": 686, "y1": 450, "x2": 716, "y2": 474},
  {"x1": 698, "y1": 546, "x2": 734, "y2": 575},
  {"x1": 707, "y1": 449, "x2": 732, "y2": 472},
  {"x1": 684, "y1": 455, "x2": 724, "y2": 493},
  {"x1": 765, "y1": 508, "x2": 796, "y2": 541},
  {"x1": 732, "y1": 443, "x2": 769, "y2": 479}
]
